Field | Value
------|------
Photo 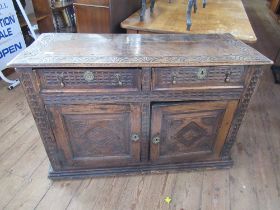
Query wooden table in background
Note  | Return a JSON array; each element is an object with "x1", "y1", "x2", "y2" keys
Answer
[{"x1": 121, "y1": 0, "x2": 257, "y2": 43}]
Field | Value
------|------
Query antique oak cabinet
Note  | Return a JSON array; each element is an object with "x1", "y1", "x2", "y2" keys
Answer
[{"x1": 8, "y1": 33, "x2": 272, "y2": 179}]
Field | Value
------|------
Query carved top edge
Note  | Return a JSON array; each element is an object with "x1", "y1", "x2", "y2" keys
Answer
[{"x1": 8, "y1": 33, "x2": 272, "y2": 69}]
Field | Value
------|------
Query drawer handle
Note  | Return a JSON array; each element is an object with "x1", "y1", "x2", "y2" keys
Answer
[
  {"x1": 152, "y1": 135, "x2": 160, "y2": 144},
  {"x1": 131, "y1": 133, "x2": 140, "y2": 142},
  {"x1": 172, "y1": 75, "x2": 177, "y2": 85},
  {"x1": 57, "y1": 73, "x2": 65, "y2": 88},
  {"x1": 115, "y1": 74, "x2": 123, "y2": 86},
  {"x1": 225, "y1": 72, "x2": 232, "y2": 83},
  {"x1": 83, "y1": 71, "x2": 95, "y2": 82}
]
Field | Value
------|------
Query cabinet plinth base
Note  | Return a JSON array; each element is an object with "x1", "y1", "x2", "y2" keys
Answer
[{"x1": 48, "y1": 159, "x2": 233, "y2": 180}]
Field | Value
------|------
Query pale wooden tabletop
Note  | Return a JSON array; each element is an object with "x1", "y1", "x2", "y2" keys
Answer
[{"x1": 121, "y1": 0, "x2": 257, "y2": 43}]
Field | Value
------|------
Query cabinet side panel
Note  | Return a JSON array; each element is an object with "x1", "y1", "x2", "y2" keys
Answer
[
  {"x1": 221, "y1": 66, "x2": 264, "y2": 159},
  {"x1": 20, "y1": 71, "x2": 61, "y2": 170}
]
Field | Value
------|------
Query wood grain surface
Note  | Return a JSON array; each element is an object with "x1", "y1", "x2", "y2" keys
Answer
[{"x1": 8, "y1": 34, "x2": 271, "y2": 69}]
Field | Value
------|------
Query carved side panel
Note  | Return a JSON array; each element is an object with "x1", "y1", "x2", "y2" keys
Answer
[
  {"x1": 221, "y1": 66, "x2": 263, "y2": 159},
  {"x1": 20, "y1": 71, "x2": 61, "y2": 170}
]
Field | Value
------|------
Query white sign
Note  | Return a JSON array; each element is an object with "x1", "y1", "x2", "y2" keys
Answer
[{"x1": 0, "y1": 0, "x2": 26, "y2": 71}]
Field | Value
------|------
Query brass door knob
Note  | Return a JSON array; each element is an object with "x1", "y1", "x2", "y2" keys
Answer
[
  {"x1": 152, "y1": 136, "x2": 160, "y2": 144},
  {"x1": 131, "y1": 133, "x2": 140, "y2": 142}
]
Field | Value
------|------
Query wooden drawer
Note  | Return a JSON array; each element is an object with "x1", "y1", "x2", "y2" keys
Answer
[
  {"x1": 37, "y1": 68, "x2": 141, "y2": 93},
  {"x1": 152, "y1": 66, "x2": 245, "y2": 91}
]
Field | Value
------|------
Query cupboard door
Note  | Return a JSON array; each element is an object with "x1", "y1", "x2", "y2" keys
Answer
[
  {"x1": 150, "y1": 101, "x2": 238, "y2": 163},
  {"x1": 47, "y1": 104, "x2": 141, "y2": 169}
]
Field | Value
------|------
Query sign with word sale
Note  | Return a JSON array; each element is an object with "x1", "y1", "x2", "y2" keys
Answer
[{"x1": 0, "y1": 0, "x2": 26, "y2": 71}]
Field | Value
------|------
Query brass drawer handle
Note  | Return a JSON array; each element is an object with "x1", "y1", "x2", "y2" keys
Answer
[
  {"x1": 152, "y1": 136, "x2": 160, "y2": 144},
  {"x1": 115, "y1": 74, "x2": 123, "y2": 86},
  {"x1": 131, "y1": 133, "x2": 140, "y2": 142},
  {"x1": 57, "y1": 73, "x2": 65, "y2": 88},
  {"x1": 225, "y1": 72, "x2": 231, "y2": 83},
  {"x1": 172, "y1": 75, "x2": 177, "y2": 85},
  {"x1": 83, "y1": 71, "x2": 95, "y2": 82}
]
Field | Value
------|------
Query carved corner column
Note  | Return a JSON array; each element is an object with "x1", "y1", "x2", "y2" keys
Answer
[
  {"x1": 221, "y1": 66, "x2": 264, "y2": 159},
  {"x1": 19, "y1": 69, "x2": 61, "y2": 170}
]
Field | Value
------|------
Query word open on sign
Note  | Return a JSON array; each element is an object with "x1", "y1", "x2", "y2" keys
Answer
[{"x1": 0, "y1": 0, "x2": 26, "y2": 71}]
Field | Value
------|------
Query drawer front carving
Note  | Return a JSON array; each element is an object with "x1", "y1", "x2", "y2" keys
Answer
[
  {"x1": 46, "y1": 104, "x2": 141, "y2": 169},
  {"x1": 150, "y1": 100, "x2": 238, "y2": 164},
  {"x1": 37, "y1": 68, "x2": 141, "y2": 92},
  {"x1": 152, "y1": 66, "x2": 245, "y2": 90}
]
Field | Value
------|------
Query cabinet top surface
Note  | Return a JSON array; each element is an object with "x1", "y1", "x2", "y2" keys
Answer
[{"x1": 8, "y1": 33, "x2": 272, "y2": 69}]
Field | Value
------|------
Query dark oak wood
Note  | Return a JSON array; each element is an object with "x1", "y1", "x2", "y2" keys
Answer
[
  {"x1": 36, "y1": 68, "x2": 142, "y2": 93},
  {"x1": 150, "y1": 100, "x2": 238, "y2": 163},
  {"x1": 8, "y1": 33, "x2": 272, "y2": 179},
  {"x1": 152, "y1": 66, "x2": 246, "y2": 91},
  {"x1": 8, "y1": 33, "x2": 271, "y2": 68},
  {"x1": 47, "y1": 104, "x2": 141, "y2": 169},
  {"x1": 74, "y1": 0, "x2": 141, "y2": 33}
]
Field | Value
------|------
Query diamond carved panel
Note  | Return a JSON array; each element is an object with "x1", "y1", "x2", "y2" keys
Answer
[
  {"x1": 160, "y1": 110, "x2": 224, "y2": 156},
  {"x1": 64, "y1": 114, "x2": 130, "y2": 158},
  {"x1": 175, "y1": 121, "x2": 207, "y2": 147}
]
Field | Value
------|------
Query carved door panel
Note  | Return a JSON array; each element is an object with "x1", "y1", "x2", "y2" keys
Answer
[
  {"x1": 47, "y1": 104, "x2": 141, "y2": 169},
  {"x1": 150, "y1": 101, "x2": 238, "y2": 163}
]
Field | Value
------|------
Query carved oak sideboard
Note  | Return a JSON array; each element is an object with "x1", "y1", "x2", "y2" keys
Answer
[{"x1": 8, "y1": 33, "x2": 272, "y2": 179}]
